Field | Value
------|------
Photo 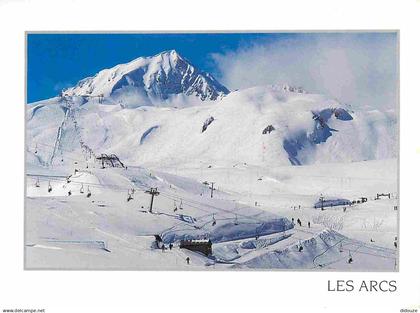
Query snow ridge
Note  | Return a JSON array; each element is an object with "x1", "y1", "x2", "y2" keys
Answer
[{"x1": 63, "y1": 50, "x2": 230, "y2": 105}]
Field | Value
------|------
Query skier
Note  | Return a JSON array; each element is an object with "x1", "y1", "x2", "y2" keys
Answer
[
  {"x1": 291, "y1": 218, "x2": 295, "y2": 224},
  {"x1": 161, "y1": 245, "x2": 165, "y2": 252},
  {"x1": 169, "y1": 243, "x2": 173, "y2": 250},
  {"x1": 186, "y1": 257, "x2": 190, "y2": 265},
  {"x1": 348, "y1": 251, "x2": 353, "y2": 263},
  {"x1": 68, "y1": 190, "x2": 72, "y2": 196},
  {"x1": 298, "y1": 245, "x2": 303, "y2": 252},
  {"x1": 394, "y1": 241, "x2": 397, "y2": 248},
  {"x1": 308, "y1": 221, "x2": 311, "y2": 228},
  {"x1": 297, "y1": 218, "x2": 302, "y2": 226}
]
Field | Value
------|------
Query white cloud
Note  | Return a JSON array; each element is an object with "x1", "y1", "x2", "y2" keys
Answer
[{"x1": 211, "y1": 33, "x2": 398, "y2": 111}]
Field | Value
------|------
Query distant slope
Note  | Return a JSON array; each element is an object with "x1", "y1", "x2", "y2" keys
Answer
[{"x1": 26, "y1": 84, "x2": 397, "y2": 168}]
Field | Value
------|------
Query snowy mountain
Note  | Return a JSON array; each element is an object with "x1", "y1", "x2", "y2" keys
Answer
[
  {"x1": 27, "y1": 82, "x2": 397, "y2": 169},
  {"x1": 62, "y1": 50, "x2": 230, "y2": 107},
  {"x1": 25, "y1": 52, "x2": 398, "y2": 270}
]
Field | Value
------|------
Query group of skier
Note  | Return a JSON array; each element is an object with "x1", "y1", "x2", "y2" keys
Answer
[
  {"x1": 160, "y1": 243, "x2": 191, "y2": 265},
  {"x1": 291, "y1": 217, "x2": 310, "y2": 228}
]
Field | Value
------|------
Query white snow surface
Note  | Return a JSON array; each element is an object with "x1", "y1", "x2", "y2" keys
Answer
[
  {"x1": 27, "y1": 84, "x2": 397, "y2": 169},
  {"x1": 25, "y1": 52, "x2": 398, "y2": 270}
]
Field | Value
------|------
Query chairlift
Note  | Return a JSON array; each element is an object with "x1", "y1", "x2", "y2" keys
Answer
[
  {"x1": 47, "y1": 181, "x2": 52, "y2": 193},
  {"x1": 86, "y1": 186, "x2": 91, "y2": 198},
  {"x1": 298, "y1": 241, "x2": 303, "y2": 252},
  {"x1": 34, "y1": 144, "x2": 38, "y2": 154},
  {"x1": 179, "y1": 200, "x2": 183, "y2": 210},
  {"x1": 80, "y1": 183, "x2": 84, "y2": 194},
  {"x1": 173, "y1": 201, "x2": 178, "y2": 212},
  {"x1": 35, "y1": 177, "x2": 40, "y2": 188},
  {"x1": 234, "y1": 214, "x2": 239, "y2": 226},
  {"x1": 212, "y1": 214, "x2": 216, "y2": 226},
  {"x1": 339, "y1": 242, "x2": 343, "y2": 253}
]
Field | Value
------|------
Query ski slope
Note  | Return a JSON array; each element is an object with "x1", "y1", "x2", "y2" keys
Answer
[
  {"x1": 25, "y1": 158, "x2": 397, "y2": 270},
  {"x1": 25, "y1": 51, "x2": 398, "y2": 270}
]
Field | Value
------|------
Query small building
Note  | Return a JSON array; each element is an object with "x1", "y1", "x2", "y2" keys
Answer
[
  {"x1": 375, "y1": 193, "x2": 391, "y2": 200},
  {"x1": 180, "y1": 239, "x2": 212, "y2": 256},
  {"x1": 314, "y1": 198, "x2": 351, "y2": 209}
]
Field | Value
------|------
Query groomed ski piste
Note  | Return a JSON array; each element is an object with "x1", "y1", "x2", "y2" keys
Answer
[{"x1": 25, "y1": 50, "x2": 398, "y2": 270}]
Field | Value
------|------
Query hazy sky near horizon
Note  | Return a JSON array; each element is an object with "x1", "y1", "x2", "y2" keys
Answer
[
  {"x1": 27, "y1": 32, "x2": 397, "y2": 110},
  {"x1": 212, "y1": 33, "x2": 398, "y2": 111}
]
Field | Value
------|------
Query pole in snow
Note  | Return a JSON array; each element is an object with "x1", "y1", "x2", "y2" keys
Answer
[
  {"x1": 209, "y1": 182, "x2": 215, "y2": 198},
  {"x1": 145, "y1": 187, "x2": 160, "y2": 213}
]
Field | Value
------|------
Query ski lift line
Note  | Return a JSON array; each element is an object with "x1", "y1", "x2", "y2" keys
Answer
[
  {"x1": 28, "y1": 172, "x2": 292, "y2": 226},
  {"x1": 158, "y1": 191, "x2": 272, "y2": 224},
  {"x1": 312, "y1": 238, "x2": 346, "y2": 267},
  {"x1": 28, "y1": 173, "x2": 368, "y2": 223},
  {"x1": 158, "y1": 193, "x2": 237, "y2": 222},
  {"x1": 35, "y1": 140, "x2": 96, "y2": 160},
  {"x1": 147, "y1": 185, "x2": 292, "y2": 225},
  {"x1": 311, "y1": 241, "x2": 364, "y2": 269},
  {"x1": 35, "y1": 141, "x2": 85, "y2": 154},
  {"x1": 34, "y1": 146, "x2": 92, "y2": 162},
  {"x1": 30, "y1": 145, "x2": 92, "y2": 163},
  {"x1": 28, "y1": 175, "x2": 148, "y2": 193},
  {"x1": 27, "y1": 173, "x2": 69, "y2": 178},
  {"x1": 312, "y1": 239, "x2": 395, "y2": 269},
  {"x1": 28, "y1": 174, "x2": 224, "y2": 216},
  {"x1": 28, "y1": 173, "x2": 157, "y2": 196}
]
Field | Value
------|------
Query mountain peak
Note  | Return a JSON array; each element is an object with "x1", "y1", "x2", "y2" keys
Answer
[{"x1": 63, "y1": 50, "x2": 229, "y2": 105}]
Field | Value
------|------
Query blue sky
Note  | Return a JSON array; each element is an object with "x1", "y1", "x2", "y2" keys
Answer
[
  {"x1": 27, "y1": 32, "x2": 397, "y2": 110},
  {"x1": 27, "y1": 33, "x2": 294, "y2": 103}
]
